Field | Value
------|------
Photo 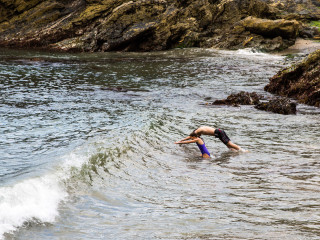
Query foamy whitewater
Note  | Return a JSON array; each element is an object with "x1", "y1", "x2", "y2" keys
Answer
[
  {"x1": 1, "y1": 48, "x2": 320, "y2": 240},
  {"x1": 0, "y1": 174, "x2": 67, "y2": 235}
]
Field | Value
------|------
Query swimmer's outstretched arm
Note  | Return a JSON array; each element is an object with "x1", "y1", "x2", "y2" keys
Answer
[
  {"x1": 179, "y1": 136, "x2": 191, "y2": 142},
  {"x1": 175, "y1": 138, "x2": 198, "y2": 144}
]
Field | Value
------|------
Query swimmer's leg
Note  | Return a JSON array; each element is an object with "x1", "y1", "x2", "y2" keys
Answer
[
  {"x1": 216, "y1": 129, "x2": 248, "y2": 152},
  {"x1": 226, "y1": 141, "x2": 240, "y2": 151},
  {"x1": 227, "y1": 141, "x2": 249, "y2": 152}
]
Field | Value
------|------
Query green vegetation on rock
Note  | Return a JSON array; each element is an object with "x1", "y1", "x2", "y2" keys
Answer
[{"x1": 310, "y1": 21, "x2": 320, "y2": 30}]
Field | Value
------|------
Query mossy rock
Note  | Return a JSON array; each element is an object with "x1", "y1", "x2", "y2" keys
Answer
[
  {"x1": 0, "y1": 1, "x2": 64, "y2": 33},
  {"x1": 0, "y1": 0, "x2": 316, "y2": 52},
  {"x1": 241, "y1": 16, "x2": 299, "y2": 39},
  {"x1": 265, "y1": 49, "x2": 320, "y2": 107}
]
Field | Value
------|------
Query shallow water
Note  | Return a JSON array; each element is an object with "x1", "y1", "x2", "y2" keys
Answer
[{"x1": 1, "y1": 48, "x2": 320, "y2": 240}]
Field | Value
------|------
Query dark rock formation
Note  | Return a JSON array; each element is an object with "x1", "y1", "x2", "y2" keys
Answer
[
  {"x1": 209, "y1": 91, "x2": 297, "y2": 114},
  {"x1": 212, "y1": 91, "x2": 262, "y2": 106},
  {"x1": 265, "y1": 49, "x2": 320, "y2": 107},
  {"x1": 0, "y1": 0, "x2": 319, "y2": 52},
  {"x1": 255, "y1": 97, "x2": 297, "y2": 114},
  {"x1": 208, "y1": 91, "x2": 297, "y2": 114}
]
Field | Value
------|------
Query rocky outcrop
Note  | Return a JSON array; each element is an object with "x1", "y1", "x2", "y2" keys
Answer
[
  {"x1": 0, "y1": 0, "x2": 319, "y2": 52},
  {"x1": 255, "y1": 98, "x2": 297, "y2": 114},
  {"x1": 0, "y1": 0, "x2": 214, "y2": 51},
  {"x1": 209, "y1": 91, "x2": 297, "y2": 114},
  {"x1": 212, "y1": 91, "x2": 262, "y2": 106},
  {"x1": 208, "y1": 15, "x2": 302, "y2": 51},
  {"x1": 265, "y1": 49, "x2": 320, "y2": 107},
  {"x1": 266, "y1": 0, "x2": 320, "y2": 21}
]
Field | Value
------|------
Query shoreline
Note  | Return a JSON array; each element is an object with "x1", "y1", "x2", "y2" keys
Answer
[
  {"x1": 1, "y1": 38, "x2": 319, "y2": 59},
  {"x1": 277, "y1": 38, "x2": 320, "y2": 55}
]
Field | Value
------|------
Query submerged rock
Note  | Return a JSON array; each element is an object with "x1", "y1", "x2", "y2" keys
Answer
[
  {"x1": 101, "y1": 87, "x2": 128, "y2": 92},
  {"x1": 255, "y1": 98, "x2": 297, "y2": 115},
  {"x1": 265, "y1": 49, "x2": 320, "y2": 107},
  {"x1": 212, "y1": 91, "x2": 262, "y2": 106},
  {"x1": 210, "y1": 91, "x2": 297, "y2": 115}
]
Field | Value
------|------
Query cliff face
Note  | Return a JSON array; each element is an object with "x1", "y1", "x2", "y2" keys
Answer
[
  {"x1": 265, "y1": 49, "x2": 320, "y2": 107},
  {"x1": 0, "y1": 0, "x2": 319, "y2": 52}
]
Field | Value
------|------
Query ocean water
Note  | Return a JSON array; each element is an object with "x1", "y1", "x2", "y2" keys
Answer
[{"x1": 1, "y1": 48, "x2": 320, "y2": 240}]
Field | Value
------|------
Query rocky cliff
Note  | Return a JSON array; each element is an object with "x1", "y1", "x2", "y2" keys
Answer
[
  {"x1": 0, "y1": 0, "x2": 319, "y2": 52},
  {"x1": 265, "y1": 49, "x2": 320, "y2": 107}
]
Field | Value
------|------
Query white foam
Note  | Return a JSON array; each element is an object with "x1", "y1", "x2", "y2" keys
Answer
[
  {"x1": 216, "y1": 48, "x2": 284, "y2": 60},
  {"x1": 0, "y1": 173, "x2": 68, "y2": 239},
  {"x1": 0, "y1": 142, "x2": 96, "y2": 239}
]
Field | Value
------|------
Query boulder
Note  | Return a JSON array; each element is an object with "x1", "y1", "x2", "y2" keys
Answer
[
  {"x1": 241, "y1": 17, "x2": 299, "y2": 39},
  {"x1": 255, "y1": 98, "x2": 297, "y2": 115},
  {"x1": 209, "y1": 91, "x2": 297, "y2": 115},
  {"x1": 299, "y1": 24, "x2": 320, "y2": 38},
  {"x1": 212, "y1": 91, "x2": 262, "y2": 106}
]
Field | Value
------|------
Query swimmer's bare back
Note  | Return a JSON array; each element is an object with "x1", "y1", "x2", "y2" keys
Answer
[{"x1": 194, "y1": 126, "x2": 216, "y2": 136}]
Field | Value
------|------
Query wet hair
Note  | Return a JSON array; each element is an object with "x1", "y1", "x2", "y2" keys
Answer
[{"x1": 189, "y1": 130, "x2": 200, "y2": 137}]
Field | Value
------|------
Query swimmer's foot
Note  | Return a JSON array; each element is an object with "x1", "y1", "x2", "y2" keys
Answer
[
  {"x1": 230, "y1": 147, "x2": 249, "y2": 153},
  {"x1": 238, "y1": 147, "x2": 249, "y2": 153}
]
